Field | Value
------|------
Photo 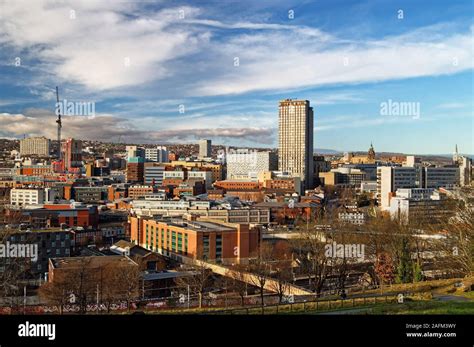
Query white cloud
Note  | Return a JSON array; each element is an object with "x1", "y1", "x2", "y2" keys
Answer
[
  {"x1": 0, "y1": 110, "x2": 274, "y2": 144},
  {"x1": 196, "y1": 26, "x2": 473, "y2": 96},
  {"x1": 0, "y1": 1, "x2": 472, "y2": 102},
  {"x1": 0, "y1": 1, "x2": 207, "y2": 90}
]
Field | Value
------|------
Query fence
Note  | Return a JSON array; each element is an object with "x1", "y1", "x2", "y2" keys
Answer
[{"x1": 206, "y1": 294, "x2": 405, "y2": 315}]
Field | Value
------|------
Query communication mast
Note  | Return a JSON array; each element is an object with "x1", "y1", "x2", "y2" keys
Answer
[{"x1": 56, "y1": 86, "x2": 62, "y2": 161}]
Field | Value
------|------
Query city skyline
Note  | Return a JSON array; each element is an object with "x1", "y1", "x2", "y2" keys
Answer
[{"x1": 0, "y1": 0, "x2": 472, "y2": 154}]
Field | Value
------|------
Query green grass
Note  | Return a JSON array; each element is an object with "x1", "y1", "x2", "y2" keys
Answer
[{"x1": 370, "y1": 300, "x2": 474, "y2": 315}]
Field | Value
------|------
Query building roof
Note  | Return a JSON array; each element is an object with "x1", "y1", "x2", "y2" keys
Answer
[
  {"x1": 50, "y1": 255, "x2": 137, "y2": 269},
  {"x1": 254, "y1": 201, "x2": 316, "y2": 208},
  {"x1": 144, "y1": 216, "x2": 236, "y2": 232}
]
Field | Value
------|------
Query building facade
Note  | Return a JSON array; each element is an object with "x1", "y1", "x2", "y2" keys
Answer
[
  {"x1": 226, "y1": 150, "x2": 278, "y2": 180},
  {"x1": 278, "y1": 99, "x2": 314, "y2": 189},
  {"x1": 10, "y1": 188, "x2": 45, "y2": 206},
  {"x1": 130, "y1": 216, "x2": 261, "y2": 264},
  {"x1": 199, "y1": 139, "x2": 212, "y2": 158},
  {"x1": 145, "y1": 146, "x2": 169, "y2": 163},
  {"x1": 62, "y1": 138, "x2": 83, "y2": 172},
  {"x1": 20, "y1": 137, "x2": 50, "y2": 157}
]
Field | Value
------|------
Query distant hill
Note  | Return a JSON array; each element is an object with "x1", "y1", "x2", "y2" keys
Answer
[{"x1": 314, "y1": 148, "x2": 342, "y2": 155}]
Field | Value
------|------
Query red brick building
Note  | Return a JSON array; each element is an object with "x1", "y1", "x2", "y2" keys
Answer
[{"x1": 129, "y1": 215, "x2": 261, "y2": 264}]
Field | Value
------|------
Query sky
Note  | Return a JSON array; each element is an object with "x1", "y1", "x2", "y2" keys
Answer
[{"x1": 0, "y1": 0, "x2": 472, "y2": 154}]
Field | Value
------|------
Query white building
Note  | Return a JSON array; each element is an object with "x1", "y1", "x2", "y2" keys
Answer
[
  {"x1": 145, "y1": 146, "x2": 169, "y2": 162},
  {"x1": 10, "y1": 188, "x2": 45, "y2": 206},
  {"x1": 226, "y1": 150, "x2": 277, "y2": 179},
  {"x1": 360, "y1": 181, "x2": 377, "y2": 194},
  {"x1": 389, "y1": 189, "x2": 447, "y2": 225},
  {"x1": 395, "y1": 188, "x2": 439, "y2": 200},
  {"x1": 20, "y1": 137, "x2": 50, "y2": 157},
  {"x1": 131, "y1": 199, "x2": 211, "y2": 214},
  {"x1": 404, "y1": 155, "x2": 422, "y2": 167},
  {"x1": 377, "y1": 167, "x2": 421, "y2": 210},
  {"x1": 163, "y1": 171, "x2": 185, "y2": 180},
  {"x1": 338, "y1": 212, "x2": 365, "y2": 225},
  {"x1": 459, "y1": 156, "x2": 472, "y2": 186}
]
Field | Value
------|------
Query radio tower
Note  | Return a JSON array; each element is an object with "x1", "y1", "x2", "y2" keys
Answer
[{"x1": 56, "y1": 86, "x2": 62, "y2": 161}]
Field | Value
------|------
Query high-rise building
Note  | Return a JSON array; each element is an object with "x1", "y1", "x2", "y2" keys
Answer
[
  {"x1": 199, "y1": 139, "x2": 211, "y2": 158},
  {"x1": 127, "y1": 156, "x2": 145, "y2": 183},
  {"x1": 62, "y1": 138, "x2": 82, "y2": 172},
  {"x1": 278, "y1": 99, "x2": 314, "y2": 189},
  {"x1": 19, "y1": 136, "x2": 50, "y2": 157},
  {"x1": 145, "y1": 146, "x2": 169, "y2": 162}
]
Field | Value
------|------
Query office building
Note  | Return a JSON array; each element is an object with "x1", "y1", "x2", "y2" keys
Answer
[
  {"x1": 377, "y1": 167, "x2": 421, "y2": 210},
  {"x1": 319, "y1": 168, "x2": 366, "y2": 187},
  {"x1": 10, "y1": 188, "x2": 45, "y2": 206},
  {"x1": 422, "y1": 167, "x2": 459, "y2": 189},
  {"x1": 126, "y1": 156, "x2": 145, "y2": 183},
  {"x1": 278, "y1": 99, "x2": 314, "y2": 189},
  {"x1": 7, "y1": 229, "x2": 73, "y2": 275},
  {"x1": 130, "y1": 215, "x2": 261, "y2": 264},
  {"x1": 62, "y1": 138, "x2": 82, "y2": 172},
  {"x1": 144, "y1": 164, "x2": 166, "y2": 186},
  {"x1": 145, "y1": 146, "x2": 169, "y2": 163},
  {"x1": 199, "y1": 139, "x2": 212, "y2": 158},
  {"x1": 389, "y1": 188, "x2": 452, "y2": 225},
  {"x1": 459, "y1": 156, "x2": 472, "y2": 186},
  {"x1": 19, "y1": 137, "x2": 50, "y2": 157},
  {"x1": 226, "y1": 150, "x2": 278, "y2": 179},
  {"x1": 126, "y1": 145, "x2": 145, "y2": 160}
]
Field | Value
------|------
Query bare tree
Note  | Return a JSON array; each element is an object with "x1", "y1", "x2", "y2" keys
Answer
[
  {"x1": 248, "y1": 243, "x2": 273, "y2": 308},
  {"x1": 175, "y1": 262, "x2": 213, "y2": 309},
  {"x1": 113, "y1": 264, "x2": 141, "y2": 311},
  {"x1": 226, "y1": 265, "x2": 249, "y2": 306},
  {"x1": 269, "y1": 260, "x2": 293, "y2": 303}
]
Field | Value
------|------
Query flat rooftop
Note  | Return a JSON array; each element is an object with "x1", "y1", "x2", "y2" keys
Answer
[
  {"x1": 50, "y1": 255, "x2": 137, "y2": 269},
  {"x1": 146, "y1": 216, "x2": 236, "y2": 232}
]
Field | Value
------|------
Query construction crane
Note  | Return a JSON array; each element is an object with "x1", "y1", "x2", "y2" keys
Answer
[{"x1": 55, "y1": 86, "x2": 62, "y2": 161}]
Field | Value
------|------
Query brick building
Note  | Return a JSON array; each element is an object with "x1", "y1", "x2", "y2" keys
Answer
[{"x1": 129, "y1": 215, "x2": 261, "y2": 264}]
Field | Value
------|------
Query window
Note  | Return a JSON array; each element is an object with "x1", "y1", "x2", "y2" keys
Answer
[
  {"x1": 203, "y1": 235, "x2": 210, "y2": 260},
  {"x1": 184, "y1": 234, "x2": 188, "y2": 255},
  {"x1": 177, "y1": 233, "x2": 183, "y2": 253},
  {"x1": 172, "y1": 231, "x2": 177, "y2": 252},
  {"x1": 216, "y1": 235, "x2": 222, "y2": 262}
]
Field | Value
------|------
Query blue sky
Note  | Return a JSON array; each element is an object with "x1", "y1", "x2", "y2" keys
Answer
[{"x1": 0, "y1": 0, "x2": 472, "y2": 154}]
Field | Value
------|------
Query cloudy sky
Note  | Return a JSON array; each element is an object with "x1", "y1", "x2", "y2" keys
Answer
[{"x1": 0, "y1": 0, "x2": 472, "y2": 154}]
